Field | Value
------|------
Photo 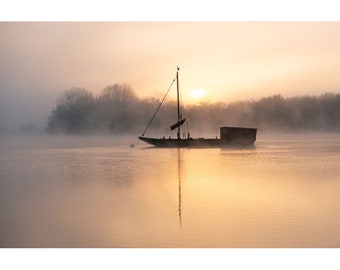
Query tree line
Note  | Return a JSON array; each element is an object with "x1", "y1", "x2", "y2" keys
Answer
[{"x1": 46, "y1": 84, "x2": 340, "y2": 135}]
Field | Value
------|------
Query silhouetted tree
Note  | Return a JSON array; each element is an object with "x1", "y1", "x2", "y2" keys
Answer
[
  {"x1": 96, "y1": 84, "x2": 138, "y2": 133},
  {"x1": 98, "y1": 84, "x2": 137, "y2": 106},
  {"x1": 46, "y1": 88, "x2": 95, "y2": 134},
  {"x1": 46, "y1": 85, "x2": 340, "y2": 135}
]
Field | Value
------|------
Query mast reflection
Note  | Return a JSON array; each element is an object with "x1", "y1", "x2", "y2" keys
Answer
[{"x1": 177, "y1": 148, "x2": 182, "y2": 229}]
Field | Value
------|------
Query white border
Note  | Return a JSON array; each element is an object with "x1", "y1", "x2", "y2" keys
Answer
[
  {"x1": 2, "y1": 248, "x2": 340, "y2": 270},
  {"x1": 1, "y1": 1, "x2": 340, "y2": 270},
  {"x1": 1, "y1": 0, "x2": 340, "y2": 21}
]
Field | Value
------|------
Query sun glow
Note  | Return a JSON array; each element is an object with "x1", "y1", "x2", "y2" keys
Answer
[{"x1": 188, "y1": 88, "x2": 207, "y2": 104}]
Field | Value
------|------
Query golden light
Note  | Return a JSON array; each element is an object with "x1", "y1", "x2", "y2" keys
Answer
[{"x1": 188, "y1": 88, "x2": 207, "y2": 104}]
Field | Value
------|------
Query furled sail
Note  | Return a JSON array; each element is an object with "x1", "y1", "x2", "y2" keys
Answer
[{"x1": 170, "y1": 118, "x2": 186, "y2": 131}]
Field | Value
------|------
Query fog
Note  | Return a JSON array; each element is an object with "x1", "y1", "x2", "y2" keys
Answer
[
  {"x1": 3, "y1": 22, "x2": 340, "y2": 134},
  {"x1": 41, "y1": 84, "x2": 340, "y2": 138},
  {"x1": 2, "y1": 73, "x2": 340, "y2": 138},
  {"x1": 0, "y1": 133, "x2": 138, "y2": 151},
  {"x1": 0, "y1": 87, "x2": 55, "y2": 133}
]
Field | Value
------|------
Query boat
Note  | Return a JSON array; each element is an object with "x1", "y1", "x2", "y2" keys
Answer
[{"x1": 138, "y1": 67, "x2": 257, "y2": 148}]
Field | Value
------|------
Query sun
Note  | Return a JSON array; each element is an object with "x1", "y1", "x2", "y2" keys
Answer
[{"x1": 188, "y1": 88, "x2": 207, "y2": 104}]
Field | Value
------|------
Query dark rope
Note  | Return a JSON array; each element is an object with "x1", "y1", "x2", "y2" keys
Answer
[{"x1": 141, "y1": 77, "x2": 176, "y2": 136}]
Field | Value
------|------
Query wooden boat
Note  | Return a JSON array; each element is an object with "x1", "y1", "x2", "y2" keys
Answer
[{"x1": 138, "y1": 67, "x2": 257, "y2": 148}]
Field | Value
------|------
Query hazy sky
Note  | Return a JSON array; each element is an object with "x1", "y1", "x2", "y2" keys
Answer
[{"x1": 1, "y1": 22, "x2": 340, "y2": 130}]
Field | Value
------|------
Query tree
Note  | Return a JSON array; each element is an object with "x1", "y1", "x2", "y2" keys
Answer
[
  {"x1": 98, "y1": 84, "x2": 137, "y2": 107},
  {"x1": 95, "y1": 84, "x2": 139, "y2": 133},
  {"x1": 46, "y1": 85, "x2": 340, "y2": 134},
  {"x1": 46, "y1": 88, "x2": 95, "y2": 134}
]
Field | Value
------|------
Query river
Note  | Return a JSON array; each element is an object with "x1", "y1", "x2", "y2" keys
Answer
[{"x1": 1, "y1": 134, "x2": 340, "y2": 247}]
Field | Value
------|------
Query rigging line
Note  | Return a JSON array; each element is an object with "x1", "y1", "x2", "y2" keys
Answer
[{"x1": 141, "y1": 77, "x2": 176, "y2": 137}]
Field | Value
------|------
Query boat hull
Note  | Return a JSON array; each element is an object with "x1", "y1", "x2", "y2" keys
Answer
[{"x1": 138, "y1": 127, "x2": 257, "y2": 148}]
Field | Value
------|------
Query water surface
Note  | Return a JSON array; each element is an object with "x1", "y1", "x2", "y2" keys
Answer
[{"x1": 1, "y1": 134, "x2": 340, "y2": 247}]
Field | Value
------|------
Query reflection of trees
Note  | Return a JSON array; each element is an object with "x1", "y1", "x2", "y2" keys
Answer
[{"x1": 47, "y1": 86, "x2": 340, "y2": 134}]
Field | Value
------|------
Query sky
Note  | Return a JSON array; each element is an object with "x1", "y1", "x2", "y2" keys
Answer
[{"x1": 2, "y1": 21, "x2": 340, "y2": 130}]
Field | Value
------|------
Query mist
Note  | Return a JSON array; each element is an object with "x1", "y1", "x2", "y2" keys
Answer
[
  {"x1": 0, "y1": 86, "x2": 56, "y2": 133},
  {"x1": 2, "y1": 75, "x2": 340, "y2": 138},
  {"x1": 40, "y1": 84, "x2": 340, "y2": 138},
  {"x1": 3, "y1": 22, "x2": 340, "y2": 135}
]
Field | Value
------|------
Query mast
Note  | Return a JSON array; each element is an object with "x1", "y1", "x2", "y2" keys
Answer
[{"x1": 176, "y1": 66, "x2": 181, "y2": 139}]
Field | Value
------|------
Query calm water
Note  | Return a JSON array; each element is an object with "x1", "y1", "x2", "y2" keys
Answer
[{"x1": 1, "y1": 134, "x2": 340, "y2": 247}]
